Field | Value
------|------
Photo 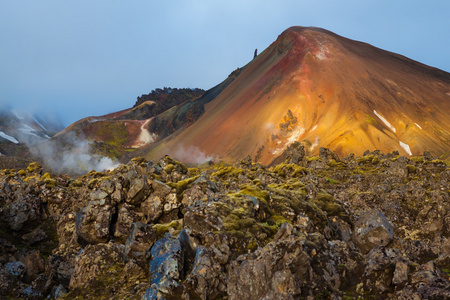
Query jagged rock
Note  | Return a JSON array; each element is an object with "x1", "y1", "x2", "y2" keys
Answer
[
  {"x1": 127, "y1": 176, "x2": 151, "y2": 204},
  {"x1": 352, "y1": 210, "x2": 394, "y2": 254},
  {"x1": 75, "y1": 200, "x2": 115, "y2": 245},
  {"x1": 124, "y1": 222, "x2": 157, "y2": 264},
  {"x1": 144, "y1": 230, "x2": 195, "y2": 298},
  {"x1": 392, "y1": 258, "x2": 410, "y2": 286},
  {"x1": 227, "y1": 235, "x2": 310, "y2": 300},
  {"x1": 183, "y1": 246, "x2": 225, "y2": 299},
  {"x1": 141, "y1": 195, "x2": 164, "y2": 223},
  {"x1": 69, "y1": 242, "x2": 124, "y2": 289},
  {"x1": 6, "y1": 195, "x2": 42, "y2": 231},
  {"x1": 151, "y1": 179, "x2": 172, "y2": 198},
  {"x1": 113, "y1": 203, "x2": 138, "y2": 243}
]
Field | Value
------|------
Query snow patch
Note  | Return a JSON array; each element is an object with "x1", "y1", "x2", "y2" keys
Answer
[
  {"x1": 399, "y1": 141, "x2": 412, "y2": 156},
  {"x1": 0, "y1": 131, "x2": 19, "y2": 143},
  {"x1": 373, "y1": 110, "x2": 396, "y2": 133},
  {"x1": 18, "y1": 124, "x2": 43, "y2": 138},
  {"x1": 272, "y1": 127, "x2": 305, "y2": 155},
  {"x1": 311, "y1": 125, "x2": 317, "y2": 131},
  {"x1": 11, "y1": 110, "x2": 25, "y2": 120},
  {"x1": 33, "y1": 117, "x2": 47, "y2": 131},
  {"x1": 309, "y1": 136, "x2": 319, "y2": 152},
  {"x1": 415, "y1": 123, "x2": 422, "y2": 130}
]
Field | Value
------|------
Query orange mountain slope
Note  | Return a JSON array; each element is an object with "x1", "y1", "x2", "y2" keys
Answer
[{"x1": 140, "y1": 26, "x2": 450, "y2": 164}]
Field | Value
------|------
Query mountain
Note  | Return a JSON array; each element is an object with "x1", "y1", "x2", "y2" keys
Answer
[
  {"x1": 137, "y1": 26, "x2": 450, "y2": 164},
  {"x1": 54, "y1": 87, "x2": 205, "y2": 160},
  {"x1": 59, "y1": 26, "x2": 450, "y2": 166},
  {"x1": 0, "y1": 108, "x2": 64, "y2": 169}
]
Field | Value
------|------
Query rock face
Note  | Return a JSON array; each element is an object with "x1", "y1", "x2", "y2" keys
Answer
[{"x1": 0, "y1": 149, "x2": 449, "y2": 299}]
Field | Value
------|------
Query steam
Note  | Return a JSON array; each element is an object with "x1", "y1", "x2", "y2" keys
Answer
[
  {"x1": 32, "y1": 133, "x2": 119, "y2": 175},
  {"x1": 173, "y1": 145, "x2": 214, "y2": 164}
]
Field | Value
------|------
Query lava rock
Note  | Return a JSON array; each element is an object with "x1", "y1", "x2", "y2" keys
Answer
[{"x1": 352, "y1": 210, "x2": 394, "y2": 254}]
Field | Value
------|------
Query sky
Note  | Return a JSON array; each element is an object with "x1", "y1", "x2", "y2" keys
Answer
[{"x1": 1, "y1": 1, "x2": 449, "y2": 126}]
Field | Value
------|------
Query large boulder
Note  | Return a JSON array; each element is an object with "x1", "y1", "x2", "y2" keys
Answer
[
  {"x1": 75, "y1": 200, "x2": 115, "y2": 245},
  {"x1": 352, "y1": 210, "x2": 394, "y2": 254}
]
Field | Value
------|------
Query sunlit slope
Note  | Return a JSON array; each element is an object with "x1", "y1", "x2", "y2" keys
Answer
[{"x1": 147, "y1": 26, "x2": 450, "y2": 164}]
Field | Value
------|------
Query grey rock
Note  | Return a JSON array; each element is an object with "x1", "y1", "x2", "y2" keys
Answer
[
  {"x1": 76, "y1": 200, "x2": 115, "y2": 245},
  {"x1": 352, "y1": 210, "x2": 394, "y2": 254}
]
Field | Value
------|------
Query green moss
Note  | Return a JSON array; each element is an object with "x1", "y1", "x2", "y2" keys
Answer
[
  {"x1": 164, "y1": 164, "x2": 176, "y2": 173},
  {"x1": 234, "y1": 184, "x2": 269, "y2": 204},
  {"x1": 406, "y1": 164, "x2": 416, "y2": 173},
  {"x1": 211, "y1": 166, "x2": 244, "y2": 179},
  {"x1": 411, "y1": 156, "x2": 424, "y2": 163},
  {"x1": 307, "y1": 156, "x2": 322, "y2": 162},
  {"x1": 314, "y1": 192, "x2": 345, "y2": 217},
  {"x1": 17, "y1": 169, "x2": 26, "y2": 177},
  {"x1": 272, "y1": 163, "x2": 306, "y2": 177},
  {"x1": 153, "y1": 220, "x2": 183, "y2": 238},
  {"x1": 442, "y1": 269, "x2": 450, "y2": 276},
  {"x1": 44, "y1": 178, "x2": 57, "y2": 188},
  {"x1": 26, "y1": 162, "x2": 41, "y2": 173},
  {"x1": 70, "y1": 180, "x2": 83, "y2": 187},
  {"x1": 325, "y1": 177, "x2": 339, "y2": 184}
]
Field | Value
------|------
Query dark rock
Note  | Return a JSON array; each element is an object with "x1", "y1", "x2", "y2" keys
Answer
[
  {"x1": 352, "y1": 210, "x2": 394, "y2": 254},
  {"x1": 69, "y1": 242, "x2": 124, "y2": 289},
  {"x1": 76, "y1": 200, "x2": 115, "y2": 245},
  {"x1": 141, "y1": 195, "x2": 164, "y2": 223},
  {"x1": 5, "y1": 261, "x2": 26, "y2": 279},
  {"x1": 124, "y1": 222, "x2": 157, "y2": 264}
]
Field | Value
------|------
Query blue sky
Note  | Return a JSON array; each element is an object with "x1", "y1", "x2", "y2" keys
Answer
[{"x1": 1, "y1": 1, "x2": 449, "y2": 126}]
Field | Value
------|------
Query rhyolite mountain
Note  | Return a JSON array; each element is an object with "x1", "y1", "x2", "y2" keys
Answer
[{"x1": 60, "y1": 27, "x2": 450, "y2": 165}]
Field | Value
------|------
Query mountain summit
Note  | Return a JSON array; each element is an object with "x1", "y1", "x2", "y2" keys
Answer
[{"x1": 59, "y1": 27, "x2": 450, "y2": 165}]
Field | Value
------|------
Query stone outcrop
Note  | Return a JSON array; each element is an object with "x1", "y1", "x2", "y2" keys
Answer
[{"x1": 0, "y1": 148, "x2": 449, "y2": 299}]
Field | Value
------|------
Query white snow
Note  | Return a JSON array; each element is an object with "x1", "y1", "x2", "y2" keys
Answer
[
  {"x1": 415, "y1": 123, "x2": 422, "y2": 130},
  {"x1": 316, "y1": 46, "x2": 328, "y2": 60},
  {"x1": 18, "y1": 124, "x2": 43, "y2": 138},
  {"x1": 309, "y1": 136, "x2": 319, "y2": 152},
  {"x1": 33, "y1": 117, "x2": 47, "y2": 130},
  {"x1": 311, "y1": 125, "x2": 317, "y2": 131},
  {"x1": 373, "y1": 110, "x2": 396, "y2": 133},
  {"x1": 399, "y1": 141, "x2": 412, "y2": 156},
  {"x1": 0, "y1": 131, "x2": 19, "y2": 143}
]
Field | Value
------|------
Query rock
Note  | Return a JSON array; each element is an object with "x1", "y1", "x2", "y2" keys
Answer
[
  {"x1": 227, "y1": 237, "x2": 310, "y2": 300},
  {"x1": 152, "y1": 179, "x2": 172, "y2": 198},
  {"x1": 7, "y1": 195, "x2": 42, "y2": 231},
  {"x1": 141, "y1": 195, "x2": 164, "y2": 223},
  {"x1": 18, "y1": 250, "x2": 45, "y2": 283},
  {"x1": 76, "y1": 200, "x2": 115, "y2": 245},
  {"x1": 352, "y1": 210, "x2": 394, "y2": 254},
  {"x1": 21, "y1": 227, "x2": 47, "y2": 246},
  {"x1": 145, "y1": 231, "x2": 195, "y2": 298},
  {"x1": 183, "y1": 246, "x2": 225, "y2": 299},
  {"x1": 392, "y1": 259, "x2": 410, "y2": 286},
  {"x1": 5, "y1": 261, "x2": 26, "y2": 279},
  {"x1": 124, "y1": 222, "x2": 157, "y2": 264},
  {"x1": 69, "y1": 242, "x2": 124, "y2": 289},
  {"x1": 127, "y1": 176, "x2": 150, "y2": 204},
  {"x1": 113, "y1": 203, "x2": 138, "y2": 243}
]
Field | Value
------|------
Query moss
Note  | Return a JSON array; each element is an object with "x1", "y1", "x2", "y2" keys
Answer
[
  {"x1": 307, "y1": 156, "x2": 322, "y2": 162},
  {"x1": 70, "y1": 180, "x2": 83, "y2": 187},
  {"x1": 26, "y1": 162, "x2": 41, "y2": 173},
  {"x1": 314, "y1": 192, "x2": 345, "y2": 217},
  {"x1": 442, "y1": 269, "x2": 450, "y2": 276},
  {"x1": 164, "y1": 164, "x2": 176, "y2": 173},
  {"x1": 325, "y1": 177, "x2": 339, "y2": 184},
  {"x1": 211, "y1": 166, "x2": 244, "y2": 179},
  {"x1": 44, "y1": 178, "x2": 57, "y2": 188},
  {"x1": 153, "y1": 220, "x2": 183, "y2": 238},
  {"x1": 406, "y1": 164, "x2": 416, "y2": 173},
  {"x1": 17, "y1": 169, "x2": 26, "y2": 177},
  {"x1": 411, "y1": 156, "x2": 424, "y2": 163},
  {"x1": 234, "y1": 184, "x2": 269, "y2": 204},
  {"x1": 88, "y1": 178, "x2": 99, "y2": 189},
  {"x1": 272, "y1": 163, "x2": 306, "y2": 177},
  {"x1": 356, "y1": 154, "x2": 374, "y2": 164}
]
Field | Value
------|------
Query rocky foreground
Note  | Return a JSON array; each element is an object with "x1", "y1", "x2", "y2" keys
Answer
[{"x1": 0, "y1": 144, "x2": 449, "y2": 299}]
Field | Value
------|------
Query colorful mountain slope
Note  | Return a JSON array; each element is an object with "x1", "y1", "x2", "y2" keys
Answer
[{"x1": 139, "y1": 27, "x2": 450, "y2": 164}]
